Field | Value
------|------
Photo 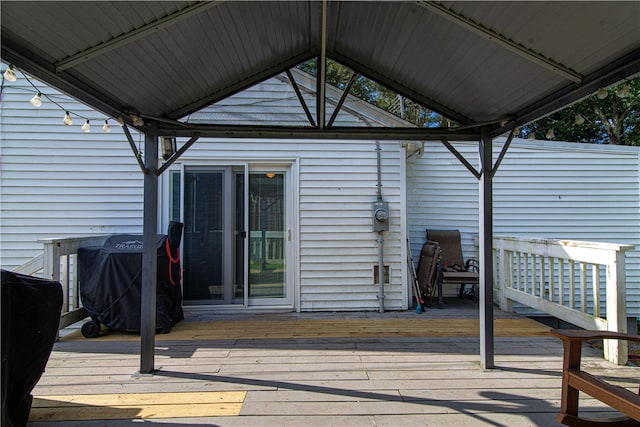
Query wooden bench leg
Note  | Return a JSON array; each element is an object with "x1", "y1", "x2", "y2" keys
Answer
[{"x1": 558, "y1": 338, "x2": 582, "y2": 423}]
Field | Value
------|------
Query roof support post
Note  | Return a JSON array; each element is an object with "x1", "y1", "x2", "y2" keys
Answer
[
  {"x1": 317, "y1": 0, "x2": 328, "y2": 129},
  {"x1": 140, "y1": 121, "x2": 158, "y2": 374},
  {"x1": 479, "y1": 127, "x2": 495, "y2": 370}
]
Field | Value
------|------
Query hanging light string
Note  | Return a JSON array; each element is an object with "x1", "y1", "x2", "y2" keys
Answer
[
  {"x1": 2, "y1": 64, "x2": 115, "y2": 133},
  {"x1": 2, "y1": 64, "x2": 634, "y2": 140}
]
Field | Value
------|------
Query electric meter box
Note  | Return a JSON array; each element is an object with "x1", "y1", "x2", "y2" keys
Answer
[{"x1": 372, "y1": 200, "x2": 389, "y2": 231}]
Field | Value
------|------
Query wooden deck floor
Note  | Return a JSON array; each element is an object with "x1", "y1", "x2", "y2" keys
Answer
[{"x1": 28, "y1": 304, "x2": 639, "y2": 426}]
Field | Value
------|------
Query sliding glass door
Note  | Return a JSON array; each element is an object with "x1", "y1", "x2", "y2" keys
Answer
[{"x1": 178, "y1": 165, "x2": 291, "y2": 307}]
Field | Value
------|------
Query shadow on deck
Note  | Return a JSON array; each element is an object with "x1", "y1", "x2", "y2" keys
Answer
[{"x1": 28, "y1": 299, "x2": 638, "y2": 427}]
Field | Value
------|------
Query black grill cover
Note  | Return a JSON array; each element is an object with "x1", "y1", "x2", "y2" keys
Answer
[
  {"x1": 1, "y1": 270, "x2": 63, "y2": 427},
  {"x1": 77, "y1": 222, "x2": 184, "y2": 334}
]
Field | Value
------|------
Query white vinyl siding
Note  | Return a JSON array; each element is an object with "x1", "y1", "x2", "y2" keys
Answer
[
  {"x1": 0, "y1": 77, "x2": 144, "y2": 269},
  {"x1": 171, "y1": 139, "x2": 404, "y2": 312},
  {"x1": 1, "y1": 70, "x2": 406, "y2": 312},
  {"x1": 407, "y1": 139, "x2": 640, "y2": 315}
]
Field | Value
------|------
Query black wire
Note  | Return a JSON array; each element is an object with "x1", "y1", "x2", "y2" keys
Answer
[{"x1": 1, "y1": 66, "x2": 91, "y2": 121}]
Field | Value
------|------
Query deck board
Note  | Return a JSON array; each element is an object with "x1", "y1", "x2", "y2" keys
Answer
[{"x1": 27, "y1": 309, "x2": 639, "y2": 426}]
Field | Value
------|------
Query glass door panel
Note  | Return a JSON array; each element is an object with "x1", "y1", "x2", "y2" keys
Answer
[
  {"x1": 233, "y1": 171, "x2": 245, "y2": 302},
  {"x1": 249, "y1": 172, "x2": 286, "y2": 299},
  {"x1": 183, "y1": 169, "x2": 225, "y2": 302}
]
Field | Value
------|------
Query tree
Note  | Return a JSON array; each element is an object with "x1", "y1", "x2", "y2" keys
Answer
[
  {"x1": 299, "y1": 59, "x2": 639, "y2": 145},
  {"x1": 519, "y1": 77, "x2": 640, "y2": 146},
  {"x1": 297, "y1": 59, "x2": 451, "y2": 128}
]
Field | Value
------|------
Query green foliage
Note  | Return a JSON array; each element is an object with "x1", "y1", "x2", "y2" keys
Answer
[
  {"x1": 519, "y1": 77, "x2": 640, "y2": 145},
  {"x1": 297, "y1": 58, "x2": 451, "y2": 128},
  {"x1": 299, "y1": 59, "x2": 638, "y2": 145}
]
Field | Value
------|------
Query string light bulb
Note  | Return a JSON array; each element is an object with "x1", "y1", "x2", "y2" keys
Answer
[
  {"x1": 116, "y1": 116, "x2": 125, "y2": 126},
  {"x1": 596, "y1": 87, "x2": 608, "y2": 99},
  {"x1": 102, "y1": 120, "x2": 111, "y2": 133},
  {"x1": 616, "y1": 84, "x2": 630, "y2": 98},
  {"x1": 130, "y1": 114, "x2": 144, "y2": 127},
  {"x1": 63, "y1": 111, "x2": 73, "y2": 126},
  {"x1": 528, "y1": 132, "x2": 535, "y2": 141},
  {"x1": 81, "y1": 120, "x2": 91, "y2": 133},
  {"x1": 30, "y1": 92, "x2": 42, "y2": 107},
  {"x1": 545, "y1": 129, "x2": 555, "y2": 139},
  {"x1": 3, "y1": 65, "x2": 17, "y2": 82},
  {"x1": 574, "y1": 114, "x2": 585, "y2": 125}
]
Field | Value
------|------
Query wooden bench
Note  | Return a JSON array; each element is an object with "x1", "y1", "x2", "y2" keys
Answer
[{"x1": 550, "y1": 329, "x2": 640, "y2": 426}]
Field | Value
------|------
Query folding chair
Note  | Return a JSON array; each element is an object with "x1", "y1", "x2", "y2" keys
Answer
[
  {"x1": 426, "y1": 229, "x2": 479, "y2": 308},
  {"x1": 416, "y1": 240, "x2": 441, "y2": 308}
]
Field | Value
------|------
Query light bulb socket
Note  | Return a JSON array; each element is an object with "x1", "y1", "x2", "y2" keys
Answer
[
  {"x1": 596, "y1": 87, "x2": 608, "y2": 99},
  {"x1": 3, "y1": 66, "x2": 17, "y2": 82},
  {"x1": 617, "y1": 84, "x2": 630, "y2": 98},
  {"x1": 30, "y1": 92, "x2": 42, "y2": 107},
  {"x1": 130, "y1": 114, "x2": 144, "y2": 127},
  {"x1": 63, "y1": 111, "x2": 73, "y2": 126}
]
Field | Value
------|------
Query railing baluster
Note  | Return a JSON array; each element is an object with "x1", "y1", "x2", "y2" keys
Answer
[
  {"x1": 539, "y1": 255, "x2": 545, "y2": 299},
  {"x1": 580, "y1": 262, "x2": 587, "y2": 313},
  {"x1": 72, "y1": 254, "x2": 80, "y2": 310},
  {"x1": 61, "y1": 255, "x2": 70, "y2": 313},
  {"x1": 592, "y1": 264, "x2": 600, "y2": 318},
  {"x1": 516, "y1": 252, "x2": 522, "y2": 291},
  {"x1": 524, "y1": 253, "x2": 530, "y2": 295},
  {"x1": 491, "y1": 235, "x2": 633, "y2": 365},
  {"x1": 558, "y1": 259, "x2": 565, "y2": 306},
  {"x1": 548, "y1": 257, "x2": 555, "y2": 302},
  {"x1": 569, "y1": 260, "x2": 575, "y2": 309}
]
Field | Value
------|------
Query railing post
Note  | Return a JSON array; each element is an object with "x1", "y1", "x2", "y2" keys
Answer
[
  {"x1": 42, "y1": 241, "x2": 61, "y2": 284},
  {"x1": 604, "y1": 251, "x2": 628, "y2": 365},
  {"x1": 497, "y1": 239, "x2": 511, "y2": 312}
]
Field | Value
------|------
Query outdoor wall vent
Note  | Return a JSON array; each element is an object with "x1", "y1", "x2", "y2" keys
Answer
[{"x1": 373, "y1": 265, "x2": 390, "y2": 284}]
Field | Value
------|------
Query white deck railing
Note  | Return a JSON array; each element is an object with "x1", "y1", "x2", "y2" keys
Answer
[
  {"x1": 12, "y1": 236, "x2": 110, "y2": 331},
  {"x1": 13, "y1": 234, "x2": 636, "y2": 364},
  {"x1": 492, "y1": 236, "x2": 635, "y2": 365}
]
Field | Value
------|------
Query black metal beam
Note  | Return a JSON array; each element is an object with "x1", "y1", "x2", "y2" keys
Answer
[
  {"x1": 491, "y1": 48, "x2": 640, "y2": 137},
  {"x1": 1, "y1": 39, "x2": 125, "y2": 121},
  {"x1": 168, "y1": 52, "x2": 318, "y2": 120},
  {"x1": 156, "y1": 123, "x2": 481, "y2": 141},
  {"x1": 327, "y1": 71, "x2": 359, "y2": 128},
  {"x1": 122, "y1": 124, "x2": 148, "y2": 174},
  {"x1": 330, "y1": 52, "x2": 474, "y2": 126},
  {"x1": 285, "y1": 69, "x2": 317, "y2": 127},
  {"x1": 55, "y1": 2, "x2": 221, "y2": 72},
  {"x1": 417, "y1": 1, "x2": 582, "y2": 83},
  {"x1": 479, "y1": 127, "x2": 495, "y2": 370},
  {"x1": 140, "y1": 123, "x2": 159, "y2": 374},
  {"x1": 317, "y1": 0, "x2": 328, "y2": 129},
  {"x1": 157, "y1": 135, "x2": 200, "y2": 176},
  {"x1": 440, "y1": 138, "x2": 481, "y2": 179}
]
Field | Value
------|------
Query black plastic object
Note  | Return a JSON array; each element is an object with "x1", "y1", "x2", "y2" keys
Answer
[
  {"x1": 77, "y1": 222, "x2": 184, "y2": 337},
  {"x1": 1, "y1": 269, "x2": 63, "y2": 427}
]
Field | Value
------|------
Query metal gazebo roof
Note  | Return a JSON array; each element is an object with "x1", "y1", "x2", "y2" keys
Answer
[
  {"x1": 2, "y1": 1, "x2": 640, "y2": 373},
  {"x1": 2, "y1": 1, "x2": 639, "y2": 138}
]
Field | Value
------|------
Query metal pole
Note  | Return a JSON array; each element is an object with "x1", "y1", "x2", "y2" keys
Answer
[
  {"x1": 317, "y1": 0, "x2": 327, "y2": 129},
  {"x1": 479, "y1": 128, "x2": 495, "y2": 369},
  {"x1": 378, "y1": 232, "x2": 385, "y2": 313},
  {"x1": 140, "y1": 122, "x2": 158, "y2": 374}
]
